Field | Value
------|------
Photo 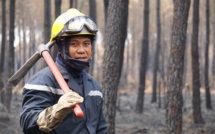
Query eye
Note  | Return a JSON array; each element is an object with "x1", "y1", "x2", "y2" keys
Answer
[
  {"x1": 84, "y1": 42, "x2": 91, "y2": 47},
  {"x1": 70, "y1": 42, "x2": 78, "y2": 47}
]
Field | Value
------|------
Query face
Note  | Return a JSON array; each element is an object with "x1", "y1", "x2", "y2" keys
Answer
[{"x1": 68, "y1": 36, "x2": 92, "y2": 62}]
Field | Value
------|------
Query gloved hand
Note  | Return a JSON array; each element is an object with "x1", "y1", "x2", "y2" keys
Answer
[{"x1": 36, "y1": 91, "x2": 83, "y2": 132}]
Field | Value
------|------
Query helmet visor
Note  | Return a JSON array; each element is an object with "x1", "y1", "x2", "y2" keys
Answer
[{"x1": 64, "y1": 16, "x2": 98, "y2": 34}]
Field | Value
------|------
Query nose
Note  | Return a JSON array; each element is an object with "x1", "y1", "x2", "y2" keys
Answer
[{"x1": 77, "y1": 45, "x2": 85, "y2": 53}]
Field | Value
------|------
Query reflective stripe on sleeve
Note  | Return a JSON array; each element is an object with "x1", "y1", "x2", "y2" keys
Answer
[
  {"x1": 88, "y1": 90, "x2": 103, "y2": 98},
  {"x1": 24, "y1": 83, "x2": 64, "y2": 95}
]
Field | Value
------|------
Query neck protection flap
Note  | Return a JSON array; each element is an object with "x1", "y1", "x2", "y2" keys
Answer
[{"x1": 62, "y1": 52, "x2": 90, "y2": 70}]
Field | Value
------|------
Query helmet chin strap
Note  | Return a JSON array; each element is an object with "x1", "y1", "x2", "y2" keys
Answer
[{"x1": 63, "y1": 52, "x2": 90, "y2": 70}]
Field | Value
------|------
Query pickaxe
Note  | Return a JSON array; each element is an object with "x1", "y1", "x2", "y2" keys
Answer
[{"x1": 8, "y1": 41, "x2": 84, "y2": 118}]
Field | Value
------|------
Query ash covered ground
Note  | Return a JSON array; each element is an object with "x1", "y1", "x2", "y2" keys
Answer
[{"x1": 0, "y1": 88, "x2": 215, "y2": 134}]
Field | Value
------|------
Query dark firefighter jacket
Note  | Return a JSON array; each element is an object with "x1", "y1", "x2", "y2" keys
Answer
[{"x1": 20, "y1": 61, "x2": 107, "y2": 134}]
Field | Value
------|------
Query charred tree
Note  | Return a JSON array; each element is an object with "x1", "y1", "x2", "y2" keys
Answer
[
  {"x1": 0, "y1": 0, "x2": 6, "y2": 91},
  {"x1": 166, "y1": 0, "x2": 190, "y2": 133},
  {"x1": 213, "y1": 0, "x2": 215, "y2": 84},
  {"x1": 44, "y1": 0, "x2": 51, "y2": 45},
  {"x1": 151, "y1": 0, "x2": 161, "y2": 103},
  {"x1": 102, "y1": 0, "x2": 129, "y2": 133},
  {"x1": 104, "y1": 0, "x2": 109, "y2": 23},
  {"x1": 191, "y1": 0, "x2": 205, "y2": 124},
  {"x1": 87, "y1": 0, "x2": 97, "y2": 76},
  {"x1": 204, "y1": 0, "x2": 212, "y2": 109},
  {"x1": 2, "y1": 0, "x2": 16, "y2": 111},
  {"x1": 0, "y1": 0, "x2": 6, "y2": 75},
  {"x1": 52, "y1": 0, "x2": 62, "y2": 60},
  {"x1": 136, "y1": 0, "x2": 149, "y2": 113},
  {"x1": 38, "y1": 0, "x2": 52, "y2": 70},
  {"x1": 74, "y1": 0, "x2": 78, "y2": 8},
  {"x1": 69, "y1": 0, "x2": 73, "y2": 8}
]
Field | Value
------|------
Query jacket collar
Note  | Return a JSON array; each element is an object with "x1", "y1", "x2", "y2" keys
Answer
[
  {"x1": 56, "y1": 61, "x2": 93, "y2": 97},
  {"x1": 56, "y1": 61, "x2": 71, "y2": 80}
]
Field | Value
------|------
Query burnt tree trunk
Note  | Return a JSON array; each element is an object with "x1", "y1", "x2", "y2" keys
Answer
[
  {"x1": 0, "y1": 0, "x2": 6, "y2": 75},
  {"x1": 166, "y1": 0, "x2": 190, "y2": 133},
  {"x1": 87, "y1": 0, "x2": 97, "y2": 76},
  {"x1": 44, "y1": 0, "x2": 51, "y2": 49},
  {"x1": 0, "y1": 0, "x2": 6, "y2": 92},
  {"x1": 103, "y1": 0, "x2": 109, "y2": 24},
  {"x1": 69, "y1": 0, "x2": 73, "y2": 8},
  {"x1": 21, "y1": 9, "x2": 27, "y2": 85},
  {"x1": 52, "y1": 0, "x2": 62, "y2": 60},
  {"x1": 3, "y1": 0, "x2": 16, "y2": 111},
  {"x1": 151, "y1": 0, "x2": 161, "y2": 103},
  {"x1": 74, "y1": 0, "x2": 78, "y2": 8},
  {"x1": 191, "y1": 0, "x2": 205, "y2": 124},
  {"x1": 102, "y1": 0, "x2": 129, "y2": 133},
  {"x1": 213, "y1": 0, "x2": 215, "y2": 84},
  {"x1": 204, "y1": 0, "x2": 212, "y2": 109},
  {"x1": 38, "y1": 0, "x2": 52, "y2": 70},
  {"x1": 54, "y1": 0, "x2": 61, "y2": 24},
  {"x1": 136, "y1": 0, "x2": 149, "y2": 113}
]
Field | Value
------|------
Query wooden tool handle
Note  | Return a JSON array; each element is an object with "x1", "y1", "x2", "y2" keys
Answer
[{"x1": 42, "y1": 50, "x2": 84, "y2": 118}]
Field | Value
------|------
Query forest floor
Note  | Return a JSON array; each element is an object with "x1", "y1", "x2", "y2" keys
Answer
[
  {"x1": 0, "y1": 86, "x2": 215, "y2": 134},
  {"x1": 115, "y1": 88, "x2": 215, "y2": 134}
]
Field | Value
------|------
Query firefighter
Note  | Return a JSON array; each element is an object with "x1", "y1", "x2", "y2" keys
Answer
[{"x1": 20, "y1": 8, "x2": 107, "y2": 134}]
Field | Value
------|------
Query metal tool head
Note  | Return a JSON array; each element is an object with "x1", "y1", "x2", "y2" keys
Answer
[{"x1": 8, "y1": 41, "x2": 55, "y2": 86}]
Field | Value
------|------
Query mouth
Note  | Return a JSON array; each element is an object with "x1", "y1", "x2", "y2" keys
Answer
[{"x1": 76, "y1": 57, "x2": 87, "y2": 61}]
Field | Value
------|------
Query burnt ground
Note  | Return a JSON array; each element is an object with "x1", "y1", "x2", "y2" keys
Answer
[
  {"x1": 115, "y1": 89, "x2": 215, "y2": 134},
  {"x1": 0, "y1": 88, "x2": 215, "y2": 134}
]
